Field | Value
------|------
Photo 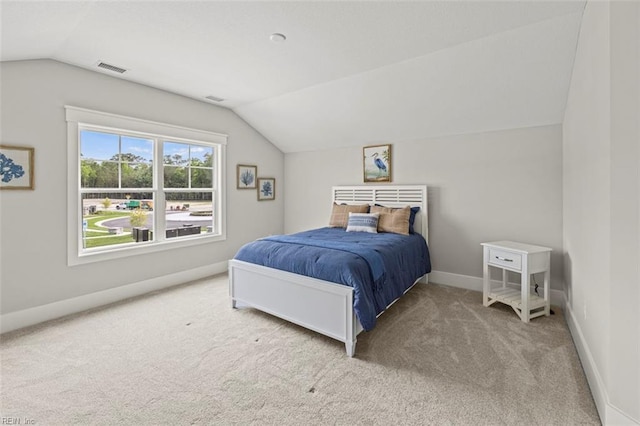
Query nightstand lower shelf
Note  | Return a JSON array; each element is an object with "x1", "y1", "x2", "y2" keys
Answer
[{"x1": 486, "y1": 287, "x2": 548, "y2": 321}]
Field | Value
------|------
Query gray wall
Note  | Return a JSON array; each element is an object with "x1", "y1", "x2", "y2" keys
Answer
[
  {"x1": 0, "y1": 59, "x2": 284, "y2": 314},
  {"x1": 563, "y1": 1, "x2": 639, "y2": 423},
  {"x1": 284, "y1": 125, "x2": 564, "y2": 290}
]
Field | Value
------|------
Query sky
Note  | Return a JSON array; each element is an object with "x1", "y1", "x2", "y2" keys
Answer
[{"x1": 81, "y1": 130, "x2": 212, "y2": 163}]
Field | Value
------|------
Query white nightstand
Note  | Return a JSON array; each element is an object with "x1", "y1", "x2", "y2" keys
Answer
[{"x1": 481, "y1": 241, "x2": 552, "y2": 323}]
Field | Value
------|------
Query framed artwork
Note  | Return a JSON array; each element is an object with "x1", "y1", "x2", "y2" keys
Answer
[
  {"x1": 363, "y1": 144, "x2": 391, "y2": 183},
  {"x1": 257, "y1": 177, "x2": 275, "y2": 201},
  {"x1": 237, "y1": 164, "x2": 257, "y2": 189},
  {"x1": 0, "y1": 145, "x2": 34, "y2": 190}
]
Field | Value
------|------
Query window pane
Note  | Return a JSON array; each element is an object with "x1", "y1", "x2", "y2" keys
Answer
[
  {"x1": 81, "y1": 160, "x2": 119, "y2": 188},
  {"x1": 163, "y1": 142, "x2": 189, "y2": 166},
  {"x1": 82, "y1": 192, "x2": 154, "y2": 249},
  {"x1": 190, "y1": 168, "x2": 212, "y2": 188},
  {"x1": 121, "y1": 136, "x2": 153, "y2": 163},
  {"x1": 81, "y1": 130, "x2": 118, "y2": 161},
  {"x1": 164, "y1": 165, "x2": 188, "y2": 188},
  {"x1": 190, "y1": 145, "x2": 213, "y2": 166},
  {"x1": 80, "y1": 131, "x2": 155, "y2": 189},
  {"x1": 165, "y1": 192, "x2": 213, "y2": 238},
  {"x1": 81, "y1": 160, "x2": 100, "y2": 188},
  {"x1": 121, "y1": 162, "x2": 153, "y2": 188}
]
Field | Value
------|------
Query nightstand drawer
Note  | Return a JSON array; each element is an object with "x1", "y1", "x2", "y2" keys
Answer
[{"x1": 488, "y1": 248, "x2": 522, "y2": 270}]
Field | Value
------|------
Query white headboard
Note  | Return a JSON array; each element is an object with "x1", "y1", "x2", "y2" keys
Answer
[{"x1": 332, "y1": 185, "x2": 428, "y2": 243}]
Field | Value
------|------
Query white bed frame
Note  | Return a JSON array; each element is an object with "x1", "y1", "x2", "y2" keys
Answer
[{"x1": 228, "y1": 185, "x2": 429, "y2": 357}]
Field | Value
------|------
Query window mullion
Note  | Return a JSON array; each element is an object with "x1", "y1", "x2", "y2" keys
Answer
[
  {"x1": 155, "y1": 138, "x2": 166, "y2": 242},
  {"x1": 118, "y1": 135, "x2": 122, "y2": 188}
]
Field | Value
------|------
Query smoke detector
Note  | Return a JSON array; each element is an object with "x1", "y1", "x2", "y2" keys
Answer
[{"x1": 270, "y1": 33, "x2": 286, "y2": 42}]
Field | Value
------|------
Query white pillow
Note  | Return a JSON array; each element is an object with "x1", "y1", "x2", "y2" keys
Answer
[{"x1": 345, "y1": 212, "x2": 380, "y2": 233}]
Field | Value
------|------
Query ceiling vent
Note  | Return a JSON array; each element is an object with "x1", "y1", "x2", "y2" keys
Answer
[
  {"x1": 205, "y1": 95, "x2": 225, "y2": 103},
  {"x1": 97, "y1": 61, "x2": 127, "y2": 74}
]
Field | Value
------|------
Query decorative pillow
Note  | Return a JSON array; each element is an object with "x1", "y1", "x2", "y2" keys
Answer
[
  {"x1": 408, "y1": 206, "x2": 420, "y2": 234},
  {"x1": 374, "y1": 204, "x2": 420, "y2": 234},
  {"x1": 328, "y1": 203, "x2": 370, "y2": 228},
  {"x1": 346, "y1": 212, "x2": 380, "y2": 233},
  {"x1": 370, "y1": 205, "x2": 411, "y2": 235}
]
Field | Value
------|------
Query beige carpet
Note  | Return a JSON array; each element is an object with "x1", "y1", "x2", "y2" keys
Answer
[{"x1": 1, "y1": 274, "x2": 600, "y2": 425}]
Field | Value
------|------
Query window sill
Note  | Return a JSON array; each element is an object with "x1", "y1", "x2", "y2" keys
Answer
[{"x1": 69, "y1": 232, "x2": 226, "y2": 266}]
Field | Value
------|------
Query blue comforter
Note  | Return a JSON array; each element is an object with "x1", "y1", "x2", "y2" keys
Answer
[{"x1": 233, "y1": 227, "x2": 431, "y2": 331}]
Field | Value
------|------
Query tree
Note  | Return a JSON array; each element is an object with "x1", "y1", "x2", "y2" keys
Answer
[
  {"x1": 95, "y1": 162, "x2": 118, "y2": 187},
  {"x1": 121, "y1": 162, "x2": 152, "y2": 188},
  {"x1": 164, "y1": 154, "x2": 187, "y2": 166},
  {"x1": 112, "y1": 153, "x2": 147, "y2": 163},
  {"x1": 191, "y1": 168, "x2": 212, "y2": 188},
  {"x1": 81, "y1": 161, "x2": 98, "y2": 187},
  {"x1": 164, "y1": 166, "x2": 187, "y2": 188}
]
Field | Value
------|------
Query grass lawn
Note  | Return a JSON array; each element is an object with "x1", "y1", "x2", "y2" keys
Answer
[
  {"x1": 84, "y1": 210, "x2": 131, "y2": 231},
  {"x1": 83, "y1": 210, "x2": 137, "y2": 248},
  {"x1": 84, "y1": 234, "x2": 136, "y2": 248}
]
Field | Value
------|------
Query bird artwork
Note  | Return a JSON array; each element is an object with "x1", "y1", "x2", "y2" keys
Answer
[
  {"x1": 363, "y1": 145, "x2": 391, "y2": 182},
  {"x1": 372, "y1": 153, "x2": 387, "y2": 176}
]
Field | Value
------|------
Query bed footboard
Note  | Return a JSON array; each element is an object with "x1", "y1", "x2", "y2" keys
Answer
[{"x1": 228, "y1": 259, "x2": 362, "y2": 356}]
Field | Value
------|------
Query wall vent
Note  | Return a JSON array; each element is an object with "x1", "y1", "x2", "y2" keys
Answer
[
  {"x1": 205, "y1": 95, "x2": 225, "y2": 102},
  {"x1": 97, "y1": 61, "x2": 127, "y2": 74}
]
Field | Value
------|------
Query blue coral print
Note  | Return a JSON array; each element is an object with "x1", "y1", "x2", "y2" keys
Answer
[
  {"x1": 240, "y1": 169, "x2": 254, "y2": 187},
  {"x1": 0, "y1": 153, "x2": 25, "y2": 183},
  {"x1": 261, "y1": 181, "x2": 273, "y2": 197}
]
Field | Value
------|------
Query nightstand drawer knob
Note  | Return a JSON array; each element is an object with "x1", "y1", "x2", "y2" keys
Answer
[{"x1": 495, "y1": 256, "x2": 513, "y2": 262}]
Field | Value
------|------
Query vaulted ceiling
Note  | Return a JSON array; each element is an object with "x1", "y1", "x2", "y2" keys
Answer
[{"x1": 1, "y1": 1, "x2": 585, "y2": 153}]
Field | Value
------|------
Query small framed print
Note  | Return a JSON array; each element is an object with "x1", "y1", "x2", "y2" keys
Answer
[
  {"x1": 257, "y1": 178, "x2": 275, "y2": 201},
  {"x1": 237, "y1": 164, "x2": 257, "y2": 189},
  {"x1": 0, "y1": 145, "x2": 34, "y2": 190},
  {"x1": 363, "y1": 144, "x2": 391, "y2": 183}
]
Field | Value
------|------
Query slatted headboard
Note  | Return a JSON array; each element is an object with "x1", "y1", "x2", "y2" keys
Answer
[{"x1": 332, "y1": 185, "x2": 428, "y2": 244}]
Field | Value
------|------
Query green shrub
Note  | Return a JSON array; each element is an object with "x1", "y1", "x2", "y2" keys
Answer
[{"x1": 129, "y1": 208, "x2": 147, "y2": 228}]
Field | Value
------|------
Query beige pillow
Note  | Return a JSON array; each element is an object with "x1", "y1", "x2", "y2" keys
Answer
[
  {"x1": 370, "y1": 205, "x2": 411, "y2": 235},
  {"x1": 329, "y1": 203, "x2": 370, "y2": 228}
]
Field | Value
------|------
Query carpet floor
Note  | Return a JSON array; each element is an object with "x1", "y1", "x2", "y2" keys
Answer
[{"x1": 0, "y1": 274, "x2": 600, "y2": 425}]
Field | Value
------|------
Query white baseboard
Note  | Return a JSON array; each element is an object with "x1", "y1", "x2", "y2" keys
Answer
[
  {"x1": 564, "y1": 295, "x2": 640, "y2": 426},
  {"x1": 428, "y1": 270, "x2": 565, "y2": 307},
  {"x1": 564, "y1": 295, "x2": 608, "y2": 424},
  {"x1": 428, "y1": 270, "x2": 481, "y2": 291},
  {"x1": 0, "y1": 261, "x2": 228, "y2": 334},
  {"x1": 606, "y1": 405, "x2": 640, "y2": 426}
]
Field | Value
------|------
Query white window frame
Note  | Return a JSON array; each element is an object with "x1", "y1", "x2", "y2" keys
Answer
[{"x1": 66, "y1": 106, "x2": 227, "y2": 266}]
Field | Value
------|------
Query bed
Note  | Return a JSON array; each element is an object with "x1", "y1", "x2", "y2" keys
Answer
[{"x1": 228, "y1": 185, "x2": 430, "y2": 356}]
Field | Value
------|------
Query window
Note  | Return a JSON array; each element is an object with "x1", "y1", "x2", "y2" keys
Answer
[{"x1": 66, "y1": 106, "x2": 227, "y2": 265}]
